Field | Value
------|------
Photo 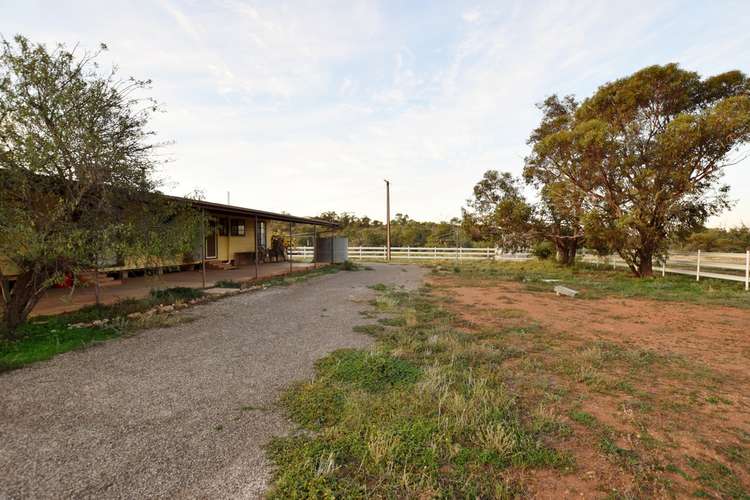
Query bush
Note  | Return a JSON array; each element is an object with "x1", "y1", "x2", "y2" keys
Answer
[
  {"x1": 532, "y1": 241, "x2": 554, "y2": 260},
  {"x1": 341, "y1": 260, "x2": 359, "y2": 271},
  {"x1": 149, "y1": 287, "x2": 204, "y2": 302},
  {"x1": 214, "y1": 280, "x2": 243, "y2": 289}
]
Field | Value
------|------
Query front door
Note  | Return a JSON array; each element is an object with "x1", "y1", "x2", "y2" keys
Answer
[{"x1": 205, "y1": 223, "x2": 218, "y2": 259}]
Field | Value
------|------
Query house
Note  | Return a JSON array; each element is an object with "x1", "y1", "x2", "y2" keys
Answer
[
  {"x1": 1, "y1": 196, "x2": 340, "y2": 282},
  {"x1": 181, "y1": 197, "x2": 340, "y2": 271}
]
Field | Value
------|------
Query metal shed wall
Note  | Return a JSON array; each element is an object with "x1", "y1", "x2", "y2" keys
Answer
[{"x1": 315, "y1": 237, "x2": 348, "y2": 263}]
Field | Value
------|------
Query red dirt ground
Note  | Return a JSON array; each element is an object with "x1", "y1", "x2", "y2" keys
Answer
[{"x1": 431, "y1": 277, "x2": 750, "y2": 498}]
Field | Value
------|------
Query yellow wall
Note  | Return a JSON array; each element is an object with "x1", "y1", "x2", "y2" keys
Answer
[{"x1": 213, "y1": 216, "x2": 272, "y2": 261}]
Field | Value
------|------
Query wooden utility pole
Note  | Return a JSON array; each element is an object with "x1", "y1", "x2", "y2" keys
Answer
[{"x1": 385, "y1": 179, "x2": 391, "y2": 262}]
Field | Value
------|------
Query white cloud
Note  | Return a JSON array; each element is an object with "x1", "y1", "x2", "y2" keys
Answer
[
  {"x1": 461, "y1": 9, "x2": 481, "y2": 23},
  {"x1": 2, "y1": 0, "x2": 749, "y2": 225}
]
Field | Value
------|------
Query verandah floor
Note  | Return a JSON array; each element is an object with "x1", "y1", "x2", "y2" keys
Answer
[{"x1": 31, "y1": 261, "x2": 320, "y2": 317}]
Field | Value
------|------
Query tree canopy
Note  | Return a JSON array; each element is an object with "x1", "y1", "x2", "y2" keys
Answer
[
  {"x1": 525, "y1": 64, "x2": 750, "y2": 276},
  {"x1": 0, "y1": 36, "x2": 199, "y2": 333}
]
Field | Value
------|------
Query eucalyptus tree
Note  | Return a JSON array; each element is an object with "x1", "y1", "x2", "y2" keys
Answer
[
  {"x1": 525, "y1": 95, "x2": 587, "y2": 265},
  {"x1": 462, "y1": 170, "x2": 536, "y2": 252},
  {"x1": 526, "y1": 65, "x2": 750, "y2": 276}
]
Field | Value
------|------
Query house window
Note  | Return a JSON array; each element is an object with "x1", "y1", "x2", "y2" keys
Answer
[
  {"x1": 230, "y1": 219, "x2": 246, "y2": 236},
  {"x1": 258, "y1": 221, "x2": 266, "y2": 248},
  {"x1": 217, "y1": 217, "x2": 229, "y2": 236}
]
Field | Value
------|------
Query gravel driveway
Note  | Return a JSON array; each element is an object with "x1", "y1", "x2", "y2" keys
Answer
[{"x1": 0, "y1": 263, "x2": 424, "y2": 499}]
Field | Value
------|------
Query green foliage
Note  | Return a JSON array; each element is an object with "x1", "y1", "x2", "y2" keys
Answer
[
  {"x1": 680, "y1": 225, "x2": 750, "y2": 252},
  {"x1": 0, "y1": 35, "x2": 200, "y2": 333},
  {"x1": 532, "y1": 240, "x2": 554, "y2": 260},
  {"x1": 316, "y1": 211, "x2": 473, "y2": 248},
  {"x1": 462, "y1": 170, "x2": 536, "y2": 251},
  {"x1": 340, "y1": 260, "x2": 360, "y2": 271},
  {"x1": 214, "y1": 279, "x2": 243, "y2": 289},
  {"x1": 525, "y1": 64, "x2": 750, "y2": 277},
  {"x1": 148, "y1": 287, "x2": 203, "y2": 302}
]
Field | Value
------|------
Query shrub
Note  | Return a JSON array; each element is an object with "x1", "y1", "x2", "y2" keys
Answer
[
  {"x1": 214, "y1": 280, "x2": 243, "y2": 289},
  {"x1": 532, "y1": 241, "x2": 554, "y2": 260},
  {"x1": 149, "y1": 287, "x2": 204, "y2": 302},
  {"x1": 341, "y1": 260, "x2": 359, "y2": 271}
]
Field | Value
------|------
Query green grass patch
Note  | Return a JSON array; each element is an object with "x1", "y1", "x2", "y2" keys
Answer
[
  {"x1": 687, "y1": 456, "x2": 748, "y2": 498},
  {"x1": 0, "y1": 319, "x2": 117, "y2": 372},
  {"x1": 317, "y1": 349, "x2": 421, "y2": 393},
  {"x1": 0, "y1": 286, "x2": 206, "y2": 371},
  {"x1": 214, "y1": 279, "x2": 243, "y2": 288},
  {"x1": 267, "y1": 285, "x2": 572, "y2": 498}
]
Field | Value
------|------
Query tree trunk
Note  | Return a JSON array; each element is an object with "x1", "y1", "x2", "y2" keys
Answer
[
  {"x1": 1, "y1": 270, "x2": 43, "y2": 337},
  {"x1": 638, "y1": 251, "x2": 654, "y2": 277},
  {"x1": 554, "y1": 238, "x2": 579, "y2": 266}
]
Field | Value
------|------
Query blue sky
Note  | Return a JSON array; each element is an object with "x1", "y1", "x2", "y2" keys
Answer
[{"x1": 3, "y1": 0, "x2": 749, "y2": 225}]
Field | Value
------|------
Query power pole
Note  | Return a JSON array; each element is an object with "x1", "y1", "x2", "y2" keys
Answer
[{"x1": 384, "y1": 179, "x2": 391, "y2": 262}]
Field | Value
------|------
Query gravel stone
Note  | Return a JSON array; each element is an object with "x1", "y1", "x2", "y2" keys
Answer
[{"x1": 0, "y1": 263, "x2": 424, "y2": 499}]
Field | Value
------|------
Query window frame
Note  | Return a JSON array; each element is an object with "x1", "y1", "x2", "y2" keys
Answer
[{"x1": 230, "y1": 218, "x2": 246, "y2": 237}]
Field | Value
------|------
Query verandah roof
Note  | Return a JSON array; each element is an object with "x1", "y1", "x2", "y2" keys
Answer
[{"x1": 166, "y1": 196, "x2": 339, "y2": 228}]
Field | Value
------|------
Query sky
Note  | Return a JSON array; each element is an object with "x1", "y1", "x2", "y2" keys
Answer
[{"x1": 2, "y1": 0, "x2": 750, "y2": 225}]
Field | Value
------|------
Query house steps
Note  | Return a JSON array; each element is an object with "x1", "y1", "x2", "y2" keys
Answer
[{"x1": 205, "y1": 260, "x2": 238, "y2": 271}]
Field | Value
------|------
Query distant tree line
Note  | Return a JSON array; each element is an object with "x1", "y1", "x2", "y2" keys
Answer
[
  {"x1": 315, "y1": 212, "x2": 475, "y2": 247},
  {"x1": 463, "y1": 64, "x2": 750, "y2": 277},
  {"x1": 676, "y1": 226, "x2": 750, "y2": 253}
]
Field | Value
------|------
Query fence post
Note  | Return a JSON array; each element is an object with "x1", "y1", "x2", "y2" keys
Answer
[
  {"x1": 745, "y1": 250, "x2": 749, "y2": 291},
  {"x1": 359, "y1": 246, "x2": 362, "y2": 260},
  {"x1": 696, "y1": 250, "x2": 701, "y2": 281},
  {"x1": 407, "y1": 246, "x2": 410, "y2": 259},
  {"x1": 434, "y1": 247, "x2": 437, "y2": 260},
  {"x1": 459, "y1": 246, "x2": 463, "y2": 261},
  {"x1": 661, "y1": 257, "x2": 665, "y2": 277},
  {"x1": 611, "y1": 254, "x2": 616, "y2": 270}
]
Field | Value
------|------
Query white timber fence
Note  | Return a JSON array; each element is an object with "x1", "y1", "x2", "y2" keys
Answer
[
  {"x1": 290, "y1": 246, "x2": 750, "y2": 290},
  {"x1": 579, "y1": 250, "x2": 750, "y2": 291},
  {"x1": 290, "y1": 246, "x2": 530, "y2": 261}
]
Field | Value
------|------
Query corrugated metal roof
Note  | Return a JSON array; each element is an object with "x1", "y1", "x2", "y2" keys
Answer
[{"x1": 166, "y1": 196, "x2": 339, "y2": 228}]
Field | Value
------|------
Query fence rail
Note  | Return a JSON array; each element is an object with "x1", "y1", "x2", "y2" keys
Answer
[
  {"x1": 289, "y1": 246, "x2": 750, "y2": 290},
  {"x1": 579, "y1": 251, "x2": 750, "y2": 289},
  {"x1": 290, "y1": 246, "x2": 530, "y2": 261}
]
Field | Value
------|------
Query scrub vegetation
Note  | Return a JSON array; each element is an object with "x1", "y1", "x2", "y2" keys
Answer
[
  {"x1": 268, "y1": 261, "x2": 750, "y2": 497},
  {"x1": 267, "y1": 284, "x2": 573, "y2": 498}
]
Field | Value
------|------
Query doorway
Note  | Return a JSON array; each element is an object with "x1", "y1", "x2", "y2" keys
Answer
[{"x1": 205, "y1": 222, "x2": 218, "y2": 259}]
